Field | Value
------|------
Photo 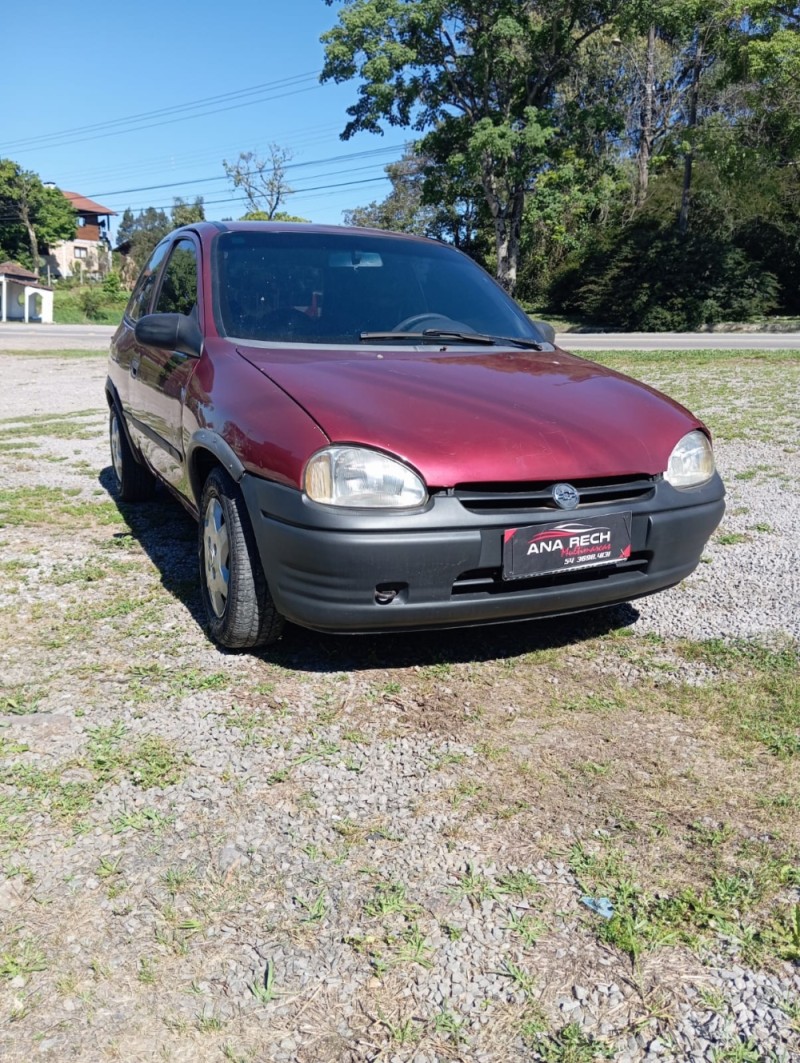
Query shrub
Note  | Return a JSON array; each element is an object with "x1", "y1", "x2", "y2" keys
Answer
[
  {"x1": 551, "y1": 221, "x2": 779, "y2": 331},
  {"x1": 102, "y1": 271, "x2": 123, "y2": 297},
  {"x1": 80, "y1": 288, "x2": 105, "y2": 321}
]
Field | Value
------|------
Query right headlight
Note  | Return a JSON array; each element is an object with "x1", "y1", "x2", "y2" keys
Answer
[
  {"x1": 304, "y1": 446, "x2": 428, "y2": 508},
  {"x1": 665, "y1": 430, "x2": 715, "y2": 488}
]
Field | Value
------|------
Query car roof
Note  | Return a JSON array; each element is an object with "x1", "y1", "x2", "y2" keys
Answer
[{"x1": 183, "y1": 220, "x2": 438, "y2": 246}]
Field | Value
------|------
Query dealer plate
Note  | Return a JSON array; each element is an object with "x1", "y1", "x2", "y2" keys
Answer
[{"x1": 502, "y1": 512, "x2": 632, "y2": 580}]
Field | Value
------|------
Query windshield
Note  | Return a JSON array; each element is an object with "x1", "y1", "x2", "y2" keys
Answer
[{"x1": 214, "y1": 230, "x2": 543, "y2": 345}]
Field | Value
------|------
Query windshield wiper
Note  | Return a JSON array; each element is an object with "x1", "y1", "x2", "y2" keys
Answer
[{"x1": 360, "y1": 329, "x2": 543, "y2": 350}]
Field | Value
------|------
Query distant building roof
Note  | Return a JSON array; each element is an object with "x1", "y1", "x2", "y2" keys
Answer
[
  {"x1": 62, "y1": 191, "x2": 117, "y2": 217},
  {"x1": 0, "y1": 260, "x2": 39, "y2": 281}
]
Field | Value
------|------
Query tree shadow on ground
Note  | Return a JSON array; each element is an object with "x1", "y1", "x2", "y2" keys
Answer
[{"x1": 101, "y1": 466, "x2": 640, "y2": 673}]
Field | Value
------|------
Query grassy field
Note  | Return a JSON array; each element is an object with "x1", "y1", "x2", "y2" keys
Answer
[
  {"x1": 52, "y1": 286, "x2": 127, "y2": 326},
  {"x1": 0, "y1": 348, "x2": 797, "y2": 1061}
]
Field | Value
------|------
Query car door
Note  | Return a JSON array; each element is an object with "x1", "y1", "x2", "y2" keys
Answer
[
  {"x1": 111, "y1": 239, "x2": 171, "y2": 414},
  {"x1": 131, "y1": 236, "x2": 202, "y2": 491}
]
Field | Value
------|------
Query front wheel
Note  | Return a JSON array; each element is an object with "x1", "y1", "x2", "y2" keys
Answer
[{"x1": 198, "y1": 467, "x2": 284, "y2": 649}]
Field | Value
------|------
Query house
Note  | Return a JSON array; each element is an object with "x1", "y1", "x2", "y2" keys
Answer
[
  {"x1": 0, "y1": 261, "x2": 54, "y2": 323},
  {"x1": 49, "y1": 191, "x2": 116, "y2": 280}
]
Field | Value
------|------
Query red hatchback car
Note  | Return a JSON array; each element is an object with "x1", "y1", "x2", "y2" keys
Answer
[{"x1": 107, "y1": 222, "x2": 725, "y2": 649}]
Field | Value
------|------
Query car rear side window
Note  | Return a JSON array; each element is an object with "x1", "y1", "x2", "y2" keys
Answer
[
  {"x1": 155, "y1": 239, "x2": 198, "y2": 317},
  {"x1": 126, "y1": 242, "x2": 170, "y2": 322}
]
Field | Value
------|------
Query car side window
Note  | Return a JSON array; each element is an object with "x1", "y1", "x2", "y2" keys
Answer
[
  {"x1": 126, "y1": 242, "x2": 169, "y2": 322},
  {"x1": 154, "y1": 240, "x2": 198, "y2": 317}
]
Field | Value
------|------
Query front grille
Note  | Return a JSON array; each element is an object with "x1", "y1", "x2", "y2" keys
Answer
[
  {"x1": 454, "y1": 475, "x2": 656, "y2": 514},
  {"x1": 451, "y1": 554, "x2": 649, "y2": 597}
]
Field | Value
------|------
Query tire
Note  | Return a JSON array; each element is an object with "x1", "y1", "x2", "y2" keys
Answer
[
  {"x1": 198, "y1": 467, "x2": 284, "y2": 649},
  {"x1": 109, "y1": 407, "x2": 156, "y2": 502}
]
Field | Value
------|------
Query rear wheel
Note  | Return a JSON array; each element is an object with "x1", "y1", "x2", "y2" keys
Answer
[
  {"x1": 109, "y1": 407, "x2": 155, "y2": 502},
  {"x1": 199, "y1": 467, "x2": 284, "y2": 649}
]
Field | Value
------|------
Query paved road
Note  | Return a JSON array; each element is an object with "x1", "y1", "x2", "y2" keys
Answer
[
  {"x1": 0, "y1": 322, "x2": 797, "y2": 352},
  {"x1": 558, "y1": 330, "x2": 799, "y2": 351},
  {"x1": 0, "y1": 323, "x2": 115, "y2": 351}
]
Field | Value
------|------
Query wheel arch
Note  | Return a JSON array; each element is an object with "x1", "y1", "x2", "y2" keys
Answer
[
  {"x1": 187, "y1": 430, "x2": 246, "y2": 508},
  {"x1": 105, "y1": 377, "x2": 146, "y2": 466}
]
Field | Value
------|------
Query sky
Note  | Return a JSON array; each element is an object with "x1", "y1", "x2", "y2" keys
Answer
[{"x1": 1, "y1": 0, "x2": 404, "y2": 237}]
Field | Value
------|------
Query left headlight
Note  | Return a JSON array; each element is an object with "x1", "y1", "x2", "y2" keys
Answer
[
  {"x1": 665, "y1": 430, "x2": 715, "y2": 488},
  {"x1": 304, "y1": 446, "x2": 428, "y2": 508}
]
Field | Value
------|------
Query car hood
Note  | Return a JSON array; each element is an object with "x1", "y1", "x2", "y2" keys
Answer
[{"x1": 236, "y1": 343, "x2": 703, "y2": 486}]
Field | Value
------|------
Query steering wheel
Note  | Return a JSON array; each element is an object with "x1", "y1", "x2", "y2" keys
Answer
[{"x1": 392, "y1": 313, "x2": 458, "y2": 333}]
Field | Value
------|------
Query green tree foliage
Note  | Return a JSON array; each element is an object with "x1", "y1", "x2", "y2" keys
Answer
[
  {"x1": 322, "y1": 0, "x2": 623, "y2": 294},
  {"x1": 331, "y1": 1, "x2": 800, "y2": 327},
  {"x1": 171, "y1": 196, "x2": 205, "y2": 228},
  {"x1": 0, "y1": 160, "x2": 76, "y2": 272}
]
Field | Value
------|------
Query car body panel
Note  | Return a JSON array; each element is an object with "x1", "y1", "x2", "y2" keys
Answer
[{"x1": 235, "y1": 342, "x2": 703, "y2": 486}]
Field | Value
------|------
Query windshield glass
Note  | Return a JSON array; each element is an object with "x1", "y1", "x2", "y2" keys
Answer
[{"x1": 214, "y1": 230, "x2": 542, "y2": 345}]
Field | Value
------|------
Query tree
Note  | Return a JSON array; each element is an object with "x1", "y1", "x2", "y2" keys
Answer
[
  {"x1": 344, "y1": 146, "x2": 438, "y2": 233},
  {"x1": 321, "y1": 0, "x2": 622, "y2": 294},
  {"x1": 0, "y1": 160, "x2": 76, "y2": 272},
  {"x1": 171, "y1": 196, "x2": 205, "y2": 227},
  {"x1": 222, "y1": 144, "x2": 294, "y2": 219},
  {"x1": 115, "y1": 206, "x2": 171, "y2": 281}
]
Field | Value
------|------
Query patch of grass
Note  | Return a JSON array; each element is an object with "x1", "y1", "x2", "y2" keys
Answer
[
  {"x1": 0, "y1": 485, "x2": 125, "y2": 529},
  {"x1": 394, "y1": 923, "x2": 434, "y2": 968},
  {"x1": 501, "y1": 958, "x2": 537, "y2": 998},
  {"x1": 1, "y1": 684, "x2": 44, "y2": 715},
  {"x1": 250, "y1": 961, "x2": 279, "y2": 1004},
  {"x1": 0, "y1": 939, "x2": 47, "y2": 980},
  {"x1": 0, "y1": 412, "x2": 102, "y2": 441},
  {"x1": 110, "y1": 807, "x2": 171, "y2": 834},
  {"x1": 523, "y1": 1021, "x2": 615, "y2": 1061},
  {"x1": 0, "y1": 762, "x2": 95, "y2": 826},
  {"x1": 717, "y1": 532, "x2": 750, "y2": 546},
  {"x1": 364, "y1": 880, "x2": 419, "y2": 919},
  {"x1": 677, "y1": 639, "x2": 800, "y2": 758},
  {"x1": 295, "y1": 892, "x2": 327, "y2": 924},
  {"x1": 505, "y1": 910, "x2": 548, "y2": 947},
  {"x1": 128, "y1": 735, "x2": 189, "y2": 789}
]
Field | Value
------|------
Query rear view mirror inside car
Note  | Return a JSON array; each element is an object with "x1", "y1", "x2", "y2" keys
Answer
[{"x1": 328, "y1": 250, "x2": 382, "y2": 268}]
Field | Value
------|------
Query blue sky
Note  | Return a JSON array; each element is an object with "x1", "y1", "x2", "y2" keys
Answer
[{"x1": 1, "y1": 0, "x2": 403, "y2": 234}]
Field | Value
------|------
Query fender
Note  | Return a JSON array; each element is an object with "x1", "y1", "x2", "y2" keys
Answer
[{"x1": 186, "y1": 429, "x2": 246, "y2": 502}]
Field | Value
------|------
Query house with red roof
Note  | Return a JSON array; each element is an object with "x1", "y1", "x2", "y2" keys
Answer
[{"x1": 49, "y1": 191, "x2": 116, "y2": 280}]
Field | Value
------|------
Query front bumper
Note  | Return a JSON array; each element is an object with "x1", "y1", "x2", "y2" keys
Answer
[{"x1": 240, "y1": 473, "x2": 725, "y2": 634}]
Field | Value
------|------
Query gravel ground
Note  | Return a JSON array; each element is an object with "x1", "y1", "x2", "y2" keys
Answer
[{"x1": 0, "y1": 352, "x2": 797, "y2": 1062}]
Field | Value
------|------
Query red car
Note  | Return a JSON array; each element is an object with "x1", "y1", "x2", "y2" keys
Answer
[{"x1": 107, "y1": 222, "x2": 725, "y2": 649}]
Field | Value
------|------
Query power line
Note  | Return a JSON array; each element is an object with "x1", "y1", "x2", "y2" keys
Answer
[
  {"x1": 110, "y1": 176, "x2": 392, "y2": 219},
  {"x1": 88, "y1": 145, "x2": 405, "y2": 200},
  {"x1": 0, "y1": 72, "x2": 321, "y2": 153},
  {"x1": 0, "y1": 82, "x2": 324, "y2": 156},
  {"x1": 0, "y1": 174, "x2": 394, "y2": 225}
]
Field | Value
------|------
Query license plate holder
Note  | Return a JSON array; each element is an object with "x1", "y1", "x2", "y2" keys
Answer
[{"x1": 502, "y1": 512, "x2": 632, "y2": 580}]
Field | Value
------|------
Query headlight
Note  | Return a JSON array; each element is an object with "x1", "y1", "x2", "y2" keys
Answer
[
  {"x1": 304, "y1": 446, "x2": 428, "y2": 508},
  {"x1": 665, "y1": 430, "x2": 715, "y2": 488}
]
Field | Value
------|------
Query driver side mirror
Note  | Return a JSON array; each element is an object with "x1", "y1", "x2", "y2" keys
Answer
[{"x1": 134, "y1": 312, "x2": 202, "y2": 358}]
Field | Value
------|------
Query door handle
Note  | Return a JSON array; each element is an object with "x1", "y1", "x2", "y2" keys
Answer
[{"x1": 131, "y1": 357, "x2": 140, "y2": 378}]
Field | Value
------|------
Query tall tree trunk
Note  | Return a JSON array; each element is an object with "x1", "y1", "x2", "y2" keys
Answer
[
  {"x1": 635, "y1": 24, "x2": 656, "y2": 209},
  {"x1": 482, "y1": 171, "x2": 524, "y2": 295},
  {"x1": 678, "y1": 43, "x2": 703, "y2": 236},
  {"x1": 21, "y1": 205, "x2": 40, "y2": 274}
]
